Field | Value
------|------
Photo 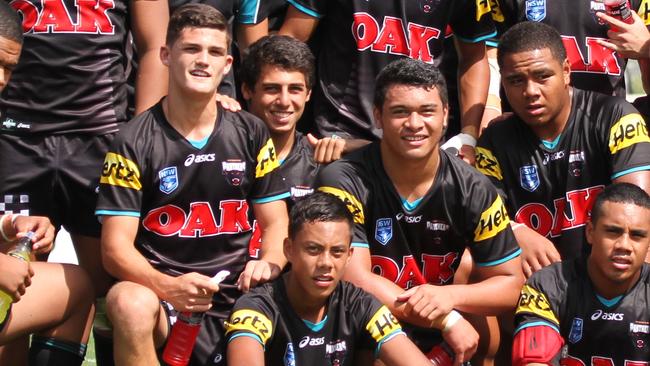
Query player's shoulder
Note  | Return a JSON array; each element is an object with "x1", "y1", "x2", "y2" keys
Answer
[
  {"x1": 526, "y1": 258, "x2": 581, "y2": 299},
  {"x1": 441, "y1": 149, "x2": 500, "y2": 193},
  {"x1": 221, "y1": 108, "x2": 269, "y2": 135},
  {"x1": 317, "y1": 142, "x2": 374, "y2": 184},
  {"x1": 481, "y1": 113, "x2": 522, "y2": 143},
  {"x1": 574, "y1": 88, "x2": 636, "y2": 118},
  {"x1": 112, "y1": 103, "x2": 165, "y2": 147}
]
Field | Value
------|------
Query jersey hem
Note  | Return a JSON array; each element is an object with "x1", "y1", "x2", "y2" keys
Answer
[
  {"x1": 611, "y1": 165, "x2": 650, "y2": 179},
  {"x1": 95, "y1": 210, "x2": 141, "y2": 218},
  {"x1": 514, "y1": 321, "x2": 559, "y2": 335},
  {"x1": 251, "y1": 192, "x2": 291, "y2": 204},
  {"x1": 455, "y1": 31, "x2": 498, "y2": 44}
]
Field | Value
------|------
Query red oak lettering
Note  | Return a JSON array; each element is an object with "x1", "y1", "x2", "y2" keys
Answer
[
  {"x1": 371, "y1": 253, "x2": 458, "y2": 288},
  {"x1": 143, "y1": 200, "x2": 251, "y2": 237},
  {"x1": 10, "y1": 0, "x2": 115, "y2": 34},
  {"x1": 515, "y1": 186, "x2": 604, "y2": 238},
  {"x1": 562, "y1": 36, "x2": 621, "y2": 75},
  {"x1": 352, "y1": 13, "x2": 440, "y2": 62},
  {"x1": 248, "y1": 220, "x2": 262, "y2": 258}
]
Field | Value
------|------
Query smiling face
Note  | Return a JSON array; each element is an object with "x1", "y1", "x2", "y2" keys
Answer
[
  {"x1": 587, "y1": 201, "x2": 650, "y2": 294},
  {"x1": 284, "y1": 220, "x2": 352, "y2": 304},
  {"x1": 500, "y1": 47, "x2": 572, "y2": 136},
  {"x1": 375, "y1": 84, "x2": 448, "y2": 163},
  {"x1": 242, "y1": 65, "x2": 311, "y2": 137},
  {"x1": 161, "y1": 27, "x2": 233, "y2": 97}
]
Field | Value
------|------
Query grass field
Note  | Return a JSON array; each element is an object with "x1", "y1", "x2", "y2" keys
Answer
[{"x1": 82, "y1": 333, "x2": 96, "y2": 366}]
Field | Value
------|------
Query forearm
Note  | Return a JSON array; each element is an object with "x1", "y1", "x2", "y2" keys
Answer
[
  {"x1": 444, "y1": 267, "x2": 523, "y2": 315},
  {"x1": 258, "y1": 220, "x2": 288, "y2": 269},
  {"x1": 458, "y1": 49, "x2": 489, "y2": 139},
  {"x1": 135, "y1": 51, "x2": 168, "y2": 114}
]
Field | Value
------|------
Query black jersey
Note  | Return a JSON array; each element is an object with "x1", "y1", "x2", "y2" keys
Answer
[
  {"x1": 286, "y1": 0, "x2": 496, "y2": 140},
  {"x1": 316, "y1": 143, "x2": 520, "y2": 284},
  {"x1": 515, "y1": 259, "x2": 650, "y2": 365},
  {"x1": 95, "y1": 101, "x2": 283, "y2": 316},
  {"x1": 225, "y1": 276, "x2": 404, "y2": 366},
  {"x1": 494, "y1": 0, "x2": 650, "y2": 97},
  {"x1": 1, "y1": 0, "x2": 130, "y2": 135},
  {"x1": 248, "y1": 132, "x2": 320, "y2": 258},
  {"x1": 476, "y1": 89, "x2": 650, "y2": 260}
]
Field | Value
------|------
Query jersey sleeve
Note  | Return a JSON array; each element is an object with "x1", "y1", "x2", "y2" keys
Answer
[
  {"x1": 315, "y1": 161, "x2": 369, "y2": 248},
  {"x1": 603, "y1": 99, "x2": 650, "y2": 180},
  {"x1": 476, "y1": 127, "x2": 517, "y2": 215},
  {"x1": 95, "y1": 127, "x2": 146, "y2": 218},
  {"x1": 449, "y1": 0, "x2": 497, "y2": 43},
  {"x1": 514, "y1": 270, "x2": 562, "y2": 336},
  {"x1": 464, "y1": 171, "x2": 521, "y2": 267},
  {"x1": 634, "y1": 0, "x2": 650, "y2": 25},
  {"x1": 237, "y1": 0, "x2": 270, "y2": 24},
  {"x1": 349, "y1": 286, "x2": 404, "y2": 355},
  {"x1": 224, "y1": 291, "x2": 276, "y2": 347},
  {"x1": 286, "y1": 0, "x2": 323, "y2": 18},
  {"x1": 247, "y1": 116, "x2": 284, "y2": 203}
]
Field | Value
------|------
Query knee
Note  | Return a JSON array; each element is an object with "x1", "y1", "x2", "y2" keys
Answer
[{"x1": 106, "y1": 282, "x2": 160, "y2": 332}]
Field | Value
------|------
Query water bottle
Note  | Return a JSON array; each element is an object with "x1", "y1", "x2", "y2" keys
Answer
[
  {"x1": 0, "y1": 232, "x2": 35, "y2": 323},
  {"x1": 426, "y1": 342, "x2": 454, "y2": 366},
  {"x1": 161, "y1": 270, "x2": 230, "y2": 366},
  {"x1": 162, "y1": 311, "x2": 204, "y2": 366},
  {"x1": 604, "y1": 0, "x2": 634, "y2": 26}
]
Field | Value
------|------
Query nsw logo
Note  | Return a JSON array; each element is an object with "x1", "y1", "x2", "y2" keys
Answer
[
  {"x1": 525, "y1": 0, "x2": 546, "y2": 21},
  {"x1": 158, "y1": 167, "x2": 178, "y2": 194},
  {"x1": 519, "y1": 165, "x2": 540, "y2": 192},
  {"x1": 568, "y1": 317, "x2": 583, "y2": 344},
  {"x1": 375, "y1": 218, "x2": 393, "y2": 246}
]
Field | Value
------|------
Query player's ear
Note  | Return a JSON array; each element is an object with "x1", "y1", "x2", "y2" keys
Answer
[
  {"x1": 442, "y1": 105, "x2": 449, "y2": 132},
  {"x1": 283, "y1": 237, "x2": 293, "y2": 261},
  {"x1": 562, "y1": 58, "x2": 571, "y2": 86},
  {"x1": 160, "y1": 46, "x2": 170, "y2": 67},
  {"x1": 373, "y1": 107, "x2": 383, "y2": 130},
  {"x1": 241, "y1": 83, "x2": 253, "y2": 101},
  {"x1": 585, "y1": 220, "x2": 594, "y2": 246}
]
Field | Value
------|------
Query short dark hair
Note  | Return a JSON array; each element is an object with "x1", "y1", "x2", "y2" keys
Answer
[
  {"x1": 0, "y1": 2, "x2": 23, "y2": 44},
  {"x1": 288, "y1": 192, "x2": 354, "y2": 241},
  {"x1": 591, "y1": 183, "x2": 650, "y2": 225},
  {"x1": 497, "y1": 21, "x2": 567, "y2": 68},
  {"x1": 240, "y1": 35, "x2": 315, "y2": 91},
  {"x1": 166, "y1": 4, "x2": 230, "y2": 48},
  {"x1": 374, "y1": 58, "x2": 448, "y2": 108}
]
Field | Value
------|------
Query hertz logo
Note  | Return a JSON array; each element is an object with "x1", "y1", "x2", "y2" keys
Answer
[
  {"x1": 224, "y1": 309, "x2": 273, "y2": 344},
  {"x1": 475, "y1": 0, "x2": 492, "y2": 21},
  {"x1": 474, "y1": 195, "x2": 510, "y2": 242},
  {"x1": 366, "y1": 305, "x2": 402, "y2": 343},
  {"x1": 475, "y1": 147, "x2": 503, "y2": 180},
  {"x1": 256, "y1": 139, "x2": 280, "y2": 178},
  {"x1": 100, "y1": 152, "x2": 141, "y2": 190},
  {"x1": 515, "y1": 285, "x2": 559, "y2": 325},
  {"x1": 609, "y1": 114, "x2": 650, "y2": 154},
  {"x1": 318, "y1": 186, "x2": 365, "y2": 224},
  {"x1": 489, "y1": 0, "x2": 504, "y2": 22}
]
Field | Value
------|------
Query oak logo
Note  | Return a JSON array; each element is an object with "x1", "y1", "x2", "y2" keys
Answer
[{"x1": 11, "y1": 0, "x2": 115, "y2": 34}]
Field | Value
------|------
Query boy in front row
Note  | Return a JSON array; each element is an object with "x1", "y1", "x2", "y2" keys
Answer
[{"x1": 226, "y1": 192, "x2": 431, "y2": 365}]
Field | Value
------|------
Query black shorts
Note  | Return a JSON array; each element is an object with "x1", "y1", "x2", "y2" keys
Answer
[
  {"x1": 0, "y1": 132, "x2": 114, "y2": 237},
  {"x1": 161, "y1": 302, "x2": 228, "y2": 366}
]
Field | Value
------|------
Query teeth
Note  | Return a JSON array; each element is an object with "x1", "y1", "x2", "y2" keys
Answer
[
  {"x1": 190, "y1": 70, "x2": 210, "y2": 77},
  {"x1": 403, "y1": 136, "x2": 425, "y2": 141},
  {"x1": 271, "y1": 111, "x2": 292, "y2": 118}
]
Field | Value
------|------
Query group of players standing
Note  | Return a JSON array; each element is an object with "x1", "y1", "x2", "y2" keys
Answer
[{"x1": 0, "y1": 0, "x2": 650, "y2": 365}]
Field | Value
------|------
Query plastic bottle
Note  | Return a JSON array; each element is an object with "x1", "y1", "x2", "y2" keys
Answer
[
  {"x1": 161, "y1": 270, "x2": 230, "y2": 366},
  {"x1": 162, "y1": 311, "x2": 204, "y2": 366},
  {"x1": 604, "y1": 0, "x2": 634, "y2": 26},
  {"x1": 426, "y1": 342, "x2": 454, "y2": 366},
  {"x1": 0, "y1": 232, "x2": 35, "y2": 323}
]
